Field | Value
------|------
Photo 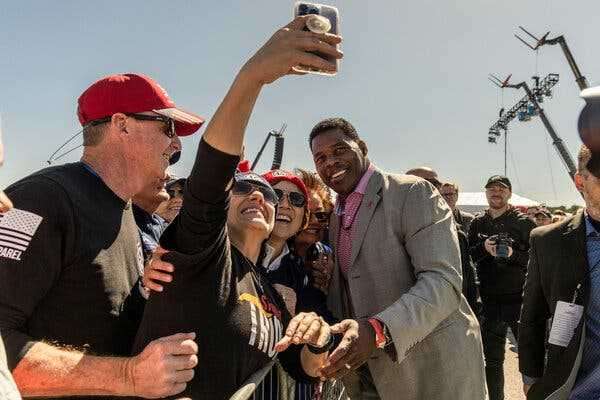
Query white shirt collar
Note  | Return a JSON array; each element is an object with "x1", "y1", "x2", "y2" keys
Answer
[{"x1": 262, "y1": 242, "x2": 290, "y2": 272}]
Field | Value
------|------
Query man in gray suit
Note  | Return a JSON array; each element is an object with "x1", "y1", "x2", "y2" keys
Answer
[{"x1": 310, "y1": 118, "x2": 486, "y2": 400}]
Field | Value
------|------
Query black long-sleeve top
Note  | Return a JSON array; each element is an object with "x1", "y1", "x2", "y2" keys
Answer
[{"x1": 132, "y1": 139, "x2": 310, "y2": 399}]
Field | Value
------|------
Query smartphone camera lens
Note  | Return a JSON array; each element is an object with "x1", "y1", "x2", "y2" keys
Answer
[
  {"x1": 307, "y1": 6, "x2": 319, "y2": 14},
  {"x1": 298, "y1": 4, "x2": 309, "y2": 15}
]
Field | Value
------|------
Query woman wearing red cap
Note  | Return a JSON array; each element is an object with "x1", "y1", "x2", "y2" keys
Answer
[
  {"x1": 131, "y1": 15, "x2": 343, "y2": 398},
  {"x1": 261, "y1": 169, "x2": 333, "y2": 314},
  {"x1": 260, "y1": 170, "x2": 336, "y2": 399},
  {"x1": 133, "y1": 155, "x2": 335, "y2": 399}
]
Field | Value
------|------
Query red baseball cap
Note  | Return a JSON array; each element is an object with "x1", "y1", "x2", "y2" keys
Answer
[
  {"x1": 262, "y1": 170, "x2": 309, "y2": 202},
  {"x1": 77, "y1": 73, "x2": 204, "y2": 136}
]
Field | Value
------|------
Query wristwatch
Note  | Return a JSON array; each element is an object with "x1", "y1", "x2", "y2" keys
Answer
[
  {"x1": 368, "y1": 318, "x2": 392, "y2": 349},
  {"x1": 307, "y1": 333, "x2": 335, "y2": 354}
]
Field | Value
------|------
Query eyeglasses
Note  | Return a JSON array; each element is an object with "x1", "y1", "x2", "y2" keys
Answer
[
  {"x1": 313, "y1": 211, "x2": 331, "y2": 223},
  {"x1": 167, "y1": 187, "x2": 184, "y2": 198},
  {"x1": 232, "y1": 181, "x2": 279, "y2": 205},
  {"x1": 89, "y1": 113, "x2": 176, "y2": 138},
  {"x1": 273, "y1": 189, "x2": 306, "y2": 208},
  {"x1": 46, "y1": 113, "x2": 176, "y2": 165},
  {"x1": 441, "y1": 192, "x2": 457, "y2": 198}
]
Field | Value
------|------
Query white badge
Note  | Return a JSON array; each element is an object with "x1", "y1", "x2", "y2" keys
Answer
[{"x1": 548, "y1": 301, "x2": 584, "y2": 347}]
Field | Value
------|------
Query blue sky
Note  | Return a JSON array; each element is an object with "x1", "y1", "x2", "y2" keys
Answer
[{"x1": 2, "y1": 0, "x2": 599, "y2": 206}]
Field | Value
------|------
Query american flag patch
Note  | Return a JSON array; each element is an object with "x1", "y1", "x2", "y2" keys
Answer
[{"x1": 0, "y1": 208, "x2": 43, "y2": 261}]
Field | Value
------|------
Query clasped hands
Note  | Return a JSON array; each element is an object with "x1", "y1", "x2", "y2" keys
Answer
[
  {"x1": 144, "y1": 248, "x2": 377, "y2": 381},
  {"x1": 275, "y1": 315, "x2": 378, "y2": 380}
]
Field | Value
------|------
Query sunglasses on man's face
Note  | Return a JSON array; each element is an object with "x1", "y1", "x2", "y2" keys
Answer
[
  {"x1": 232, "y1": 181, "x2": 279, "y2": 205},
  {"x1": 273, "y1": 189, "x2": 306, "y2": 208},
  {"x1": 90, "y1": 113, "x2": 176, "y2": 139}
]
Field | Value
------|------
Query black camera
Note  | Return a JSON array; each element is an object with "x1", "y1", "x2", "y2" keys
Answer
[
  {"x1": 298, "y1": 3, "x2": 320, "y2": 15},
  {"x1": 489, "y1": 233, "x2": 514, "y2": 262},
  {"x1": 306, "y1": 242, "x2": 332, "y2": 264}
]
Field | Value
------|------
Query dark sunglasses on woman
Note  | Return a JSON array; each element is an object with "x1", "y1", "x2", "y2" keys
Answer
[
  {"x1": 313, "y1": 211, "x2": 331, "y2": 223},
  {"x1": 232, "y1": 181, "x2": 279, "y2": 205},
  {"x1": 273, "y1": 189, "x2": 306, "y2": 208}
]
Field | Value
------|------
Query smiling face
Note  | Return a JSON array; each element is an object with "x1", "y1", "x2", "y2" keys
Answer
[
  {"x1": 311, "y1": 129, "x2": 369, "y2": 195},
  {"x1": 485, "y1": 183, "x2": 512, "y2": 210},
  {"x1": 526, "y1": 206, "x2": 539, "y2": 221},
  {"x1": 155, "y1": 181, "x2": 184, "y2": 222},
  {"x1": 296, "y1": 190, "x2": 331, "y2": 246},
  {"x1": 534, "y1": 213, "x2": 552, "y2": 226},
  {"x1": 118, "y1": 112, "x2": 182, "y2": 186},
  {"x1": 440, "y1": 184, "x2": 458, "y2": 209},
  {"x1": 227, "y1": 185, "x2": 276, "y2": 242},
  {"x1": 271, "y1": 181, "x2": 306, "y2": 241}
]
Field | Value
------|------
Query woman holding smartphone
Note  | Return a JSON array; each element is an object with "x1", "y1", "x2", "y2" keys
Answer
[{"x1": 132, "y1": 16, "x2": 343, "y2": 400}]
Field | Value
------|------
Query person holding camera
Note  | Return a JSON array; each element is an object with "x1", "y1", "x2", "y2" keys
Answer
[{"x1": 468, "y1": 175, "x2": 536, "y2": 400}]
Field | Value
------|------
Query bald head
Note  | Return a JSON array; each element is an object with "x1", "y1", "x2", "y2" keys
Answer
[{"x1": 406, "y1": 166, "x2": 441, "y2": 189}]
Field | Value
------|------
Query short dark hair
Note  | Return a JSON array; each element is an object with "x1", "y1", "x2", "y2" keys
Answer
[{"x1": 308, "y1": 117, "x2": 360, "y2": 149}]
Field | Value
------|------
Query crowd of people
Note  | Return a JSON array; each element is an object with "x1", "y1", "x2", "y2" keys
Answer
[{"x1": 1, "y1": 15, "x2": 599, "y2": 400}]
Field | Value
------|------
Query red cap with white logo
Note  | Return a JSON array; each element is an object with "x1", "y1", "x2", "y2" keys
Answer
[{"x1": 77, "y1": 73, "x2": 204, "y2": 136}]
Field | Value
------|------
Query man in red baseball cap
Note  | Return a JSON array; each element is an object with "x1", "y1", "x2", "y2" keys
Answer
[
  {"x1": 0, "y1": 14, "x2": 341, "y2": 400},
  {"x1": 77, "y1": 73, "x2": 204, "y2": 137},
  {"x1": 0, "y1": 72, "x2": 203, "y2": 398}
]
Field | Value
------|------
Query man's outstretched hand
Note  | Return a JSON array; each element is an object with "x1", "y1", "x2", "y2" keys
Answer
[
  {"x1": 241, "y1": 15, "x2": 343, "y2": 85},
  {"x1": 319, "y1": 319, "x2": 376, "y2": 380}
]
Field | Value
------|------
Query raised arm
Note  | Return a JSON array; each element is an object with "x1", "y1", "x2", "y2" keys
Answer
[
  {"x1": 202, "y1": 16, "x2": 342, "y2": 156},
  {"x1": 162, "y1": 16, "x2": 342, "y2": 255}
]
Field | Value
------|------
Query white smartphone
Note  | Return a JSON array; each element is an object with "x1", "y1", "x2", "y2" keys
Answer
[{"x1": 293, "y1": 2, "x2": 340, "y2": 76}]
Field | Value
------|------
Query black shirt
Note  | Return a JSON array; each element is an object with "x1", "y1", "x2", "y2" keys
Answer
[
  {"x1": 0, "y1": 163, "x2": 145, "y2": 397},
  {"x1": 133, "y1": 140, "x2": 306, "y2": 399},
  {"x1": 468, "y1": 207, "x2": 536, "y2": 310}
]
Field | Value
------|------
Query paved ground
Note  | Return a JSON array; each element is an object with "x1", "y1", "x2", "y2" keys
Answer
[{"x1": 504, "y1": 341, "x2": 525, "y2": 400}]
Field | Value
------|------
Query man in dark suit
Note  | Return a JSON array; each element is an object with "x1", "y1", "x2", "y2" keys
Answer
[{"x1": 519, "y1": 144, "x2": 600, "y2": 399}]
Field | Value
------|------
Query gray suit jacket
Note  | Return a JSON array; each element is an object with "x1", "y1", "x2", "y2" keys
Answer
[{"x1": 328, "y1": 170, "x2": 487, "y2": 400}]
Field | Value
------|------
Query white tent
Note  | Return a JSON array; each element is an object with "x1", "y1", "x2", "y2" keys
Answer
[{"x1": 457, "y1": 192, "x2": 540, "y2": 214}]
